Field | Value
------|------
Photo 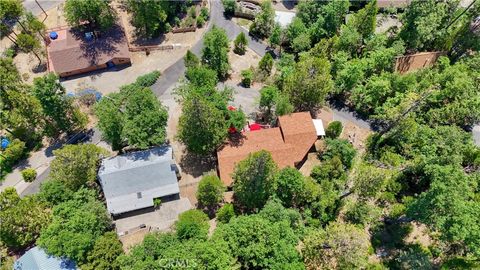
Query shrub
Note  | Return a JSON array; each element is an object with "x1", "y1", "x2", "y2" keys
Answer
[
  {"x1": 258, "y1": 53, "x2": 274, "y2": 76},
  {"x1": 325, "y1": 121, "x2": 343, "y2": 138},
  {"x1": 175, "y1": 209, "x2": 209, "y2": 240},
  {"x1": 21, "y1": 168, "x2": 37, "y2": 182},
  {"x1": 322, "y1": 138, "x2": 357, "y2": 169},
  {"x1": 241, "y1": 69, "x2": 253, "y2": 87},
  {"x1": 134, "y1": 70, "x2": 161, "y2": 87},
  {"x1": 196, "y1": 15, "x2": 205, "y2": 27},
  {"x1": 1, "y1": 139, "x2": 26, "y2": 168},
  {"x1": 153, "y1": 198, "x2": 162, "y2": 208},
  {"x1": 200, "y1": 7, "x2": 209, "y2": 20},
  {"x1": 233, "y1": 32, "x2": 248, "y2": 55},
  {"x1": 221, "y1": 0, "x2": 236, "y2": 14},
  {"x1": 189, "y1": 6, "x2": 196, "y2": 18},
  {"x1": 217, "y1": 203, "x2": 235, "y2": 223},
  {"x1": 196, "y1": 174, "x2": 225, "y2": 209}
]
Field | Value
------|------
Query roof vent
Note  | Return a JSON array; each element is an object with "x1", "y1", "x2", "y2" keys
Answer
[{"x1": 137, "y1": 192, "x2": 142, "y2": 199}]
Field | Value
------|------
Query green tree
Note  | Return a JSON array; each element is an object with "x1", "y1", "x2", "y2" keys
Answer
[
  {"x1": 213, "y1": 213, "x2": 303, "y2": 269},
  {"x1": 125, "y1": 1, "x2": 182, "y2": 38},
  {"x1": 177, "y1": 95, "x2": 228, "y2": 154},
  {"x1": 325, "y1": 121, "x2": 343, "y2": 139},
  {"x1": 407, "y1": 165, "x2": 480, "y2": 256},
  {"x1": 269, "y1": 23, "x2": 283, "y2": 50},
  {"x1": 122, "y1": 87, "x2": 168, "y2": 149},
  {"x1": 21, "y1": 168, "x2": 36, "y2": 182},
  {"x1": 322, "y1": 138, "x2": 357, "y2": 169},
  {"x1": 3, "y1": 87, "x2": 44, "y2": 143},
  {"x1": 202, "y1": 25, "x2": 230, "y2": 78},
  {"x1": 37, "y1": 189, "x2": 111, "y2": 264},
  {"x1": 84, "y1": 232, "x2": 123, "y2": 270},
  {"x1": 94, "y1": 93, "x2": 124, "y2": 150},
  {"x1": 227, "y1": 108, "x2": 247, "y2": 131},
  {"x1": 49, "y1": 144, "x2": 108, "y2": 191},
  {"x1": 258, "y1": 53, "x2": 274, "y2": 77},
  {"x1": 0, "y1": 188, "x2": 51, "y2": 250},
  {"x1": 283, "y1": 55, "x2": 333, "y2": 111},
  {"x1": 351, "y1": 0, "x2": 377, "y2": 39},
  {"x1": 175, "y1": 209, "x2": 210, "y2": 240},
  {"x1": 274, "y1": 93, "x2": 294, "y2": 116},
  {"x1": 232, "y1": 150, "x2": 278, "y2": 212},
  {"x1": 16, "y1": 33, "x2": 42, "y2": 63},
  {"x1": 33, "y1": 73, "x2": 87, "y2": 135},
  {"x1": 259, "y1": 85, "x2": 279, "y2": 119},
  {"x1": 64, "y1": 0, "x2": 115, "y2": 30},
  {"x1": 196, "y1": 174, "x2": 225, "y2": 209},
  {"x1": 39, "y1": 180, "x2": 74, "y2": 207},
  {"x1": 184, "y1": 50, "x2": 200, "y2": 68},
  {"x1": 0, "y1": 0, "x2": 23, "y2": 36},
  {"x1": 399, "y1": 0, "x2": 459, "y2": 51},
  {"x1": 303, "y1": 222, "x2": 371, "y2": 269},
  {"x1": 216, "y1": 203, "x2": 235, "y2": 223},
  {"x1": 250, "y1": 0, "x2": 275, "y2": 39},
  {"x1": 241, "y1": 69, "x2": 253, "y2": 87},
  {"x1": 221, "y1": 0, "x2": 236, "y2": 15},
  {"x1": 233, "y1": 32, "x2": 248, "y2": 55},
  {"x1": 274, "y1": 167, "x2": 306, "y2": 208},
  {"x1": 117, "y1": 232, "x2": 236, "y2": 269},
  {"x1": 311, "y1": 156, "x2": 346, "y2": 190},
  {"x1": 96, "y1": 83, "x2": 168, "y2": 150}
]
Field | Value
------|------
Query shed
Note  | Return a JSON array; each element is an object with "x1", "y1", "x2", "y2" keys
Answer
[
  {"x1": 14, "y1": 246, "x2": 77, "y2": 270},
  {"x1": 98, "y1": 146, "x2": 180, "y2": 215}
]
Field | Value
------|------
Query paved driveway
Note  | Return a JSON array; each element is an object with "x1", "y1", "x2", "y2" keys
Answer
[{"x1": 114, "y1": 198, "x2": 192, "y2": 233}]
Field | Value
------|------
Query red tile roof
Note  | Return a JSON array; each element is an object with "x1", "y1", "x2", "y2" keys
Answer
[
  {"x1": 47, "y1": 24, "x2": 130, "y2": 74},
  {"x1": 217, "y1": 112, "x2": 317, "y2": 186}
]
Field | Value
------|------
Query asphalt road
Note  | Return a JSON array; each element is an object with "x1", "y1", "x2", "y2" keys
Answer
[{"x1": 150, "y1": 0, "x2": 269, "y2": 97}]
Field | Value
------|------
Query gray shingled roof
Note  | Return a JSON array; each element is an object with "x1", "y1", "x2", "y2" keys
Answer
[{"x1": 98, "y1": 146, "x2": 179, "y2": 215}]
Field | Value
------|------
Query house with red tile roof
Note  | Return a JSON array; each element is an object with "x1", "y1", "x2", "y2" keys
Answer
[
  {"x1": 217, "y1": 112, "x2": 318, "y2": 186},
  {"x1": 46, "y1": 24, "x2": 131, "y2": 77}
]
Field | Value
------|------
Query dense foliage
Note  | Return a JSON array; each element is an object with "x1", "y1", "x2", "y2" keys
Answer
[{"x1": 95, "y1": 73, "x2": 168, "y2": 150}]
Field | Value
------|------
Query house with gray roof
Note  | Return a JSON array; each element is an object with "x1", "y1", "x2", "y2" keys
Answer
[
  {"x1": 98, "y1": 146, "x2": 180, "y2": 216},
  {"x1": 14, "y1": 246, "x2": 77, "y2": 270}
]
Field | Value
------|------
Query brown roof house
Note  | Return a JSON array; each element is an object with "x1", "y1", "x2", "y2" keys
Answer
[
  {"x1": 46, "y1": 24, "x2": 131, "y2": 77},
  {"x1": 217, "y1": 112, "x2": 318, "y2": 186},
  {"x1": 395, "y1": 51, "x2": 446, "y2": 74}
]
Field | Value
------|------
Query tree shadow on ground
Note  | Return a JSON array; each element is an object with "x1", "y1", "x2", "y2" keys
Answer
[{"x1": 179, "y1": 151, "x2": 217, "y2": 178}]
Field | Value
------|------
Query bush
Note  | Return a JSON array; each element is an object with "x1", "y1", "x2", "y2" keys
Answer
[
  {"x1": 153, "y1": 198, "x2": 162, "y2": 208},
  {"x1": 196, "y1": 174, "x2": 225, "y2": 209},
  {"x1": 241, "y1": 69, "x2": 253, "y2": 87},
  {"x1": 258, "y1": 53, "x2": 274, "y2": 76},
  {"x1": 322, "y1": 139, "x2": 357, "y2": 169},
  {"x1": 196, "y1": 15, "x2": 205, "y2": 27},
  {"x1": 222, "y1": 0, "x2": 236, "y2": 14},
  {"x1": 1, "y1": 139, "x2": 26, "y2": 168},
  {"x1": 200, "y1": 7, "x2": 209, "y2": 20},
  {"x1": 234, "y1": 32, "x2": 248, "y2": 55},
  {"x1": 21, "y1": 168, "x2": 37, "y2": 182},
  {"x1": 135, "y1": 71, "x2": 161, "y2": 87},
  {"x1": 175, "y1": 209, "x2": 209, "y2": 240},
  {"x1": 325, "y1": 121, "x2": 343, "y2": 138},
  {"x1": 217, "y1": 203, "x2": 235, "y2": 223}
]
